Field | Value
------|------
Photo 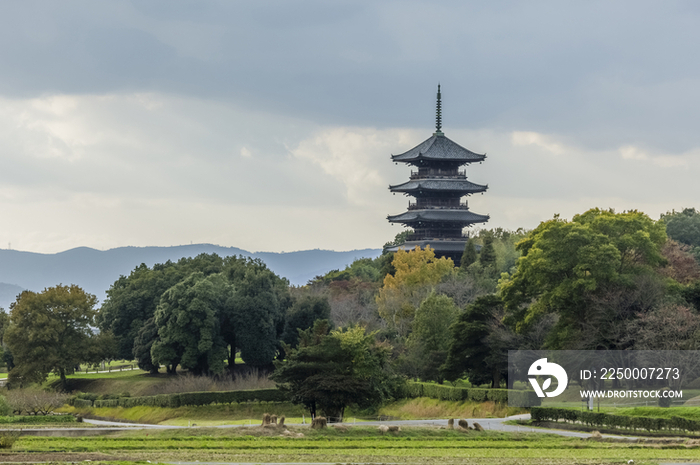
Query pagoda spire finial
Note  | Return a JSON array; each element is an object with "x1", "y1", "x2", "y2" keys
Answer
[{"x1": 435, "y1": 84, "x2": 443, "y2": 135}]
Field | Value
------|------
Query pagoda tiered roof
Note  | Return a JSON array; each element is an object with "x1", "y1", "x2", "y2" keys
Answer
[
  {"x1": 391, "y1": 134, "x2": 486, "y2": 164},
  {"x1": 384, "y1": 85, "x2": 490, "y2": 266},
  {"x1": 387, "y1": 209, "x2": 490, "y2": 224},
  {"x1": 389, "y1": 178, "x2": 487, "y2": 194}
]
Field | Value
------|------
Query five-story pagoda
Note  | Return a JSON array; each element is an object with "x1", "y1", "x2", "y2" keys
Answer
[{"x1": 385, "y1": 86, "x2": 489, "y2": 265}]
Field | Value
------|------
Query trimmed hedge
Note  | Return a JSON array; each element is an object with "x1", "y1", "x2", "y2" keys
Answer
[
  {"x1": 532, "y1": 407, "x2": 700, "y2": 433},
  {"x1": 72, "y1": 399, "x2": 94, "y2": 409},
  {"x1": 397, "y1": 382, "x2": 540, "y2": 407},
  {"x1": 92, "y1": 388, "x2": 289, "y2": 409}
]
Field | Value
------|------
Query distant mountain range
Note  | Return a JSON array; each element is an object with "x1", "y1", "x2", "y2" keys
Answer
[{"x1": 0, "y1": 245, "x2": 382, "y2": 310}]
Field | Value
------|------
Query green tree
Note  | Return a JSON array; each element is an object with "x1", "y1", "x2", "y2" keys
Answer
[
  {"x1": 479, "y1": 233, "x2": 497, "y2": 268},
  {"x1": 311, "y1": 255, "x2": 393, "y2": 286},
  {"x1": 2, "y1": 347, "x2": 13, "y2": 371},
  {"x1": 220, "y1": 256, "x2": 290, "y2": 369},
  {"x1": 5, "y1": 285, "x2": 102, "y2": 390},
  {"x1": 407, "y1": 292, "x2": 458, "y2": 382},
  {"x1": 661, "y1": 208, "x2": 700, "y2": 262},
  {"x1": 410, "y1": 292, "x2": 458, "y2": 353},
  {"x1": 151, "y1": 273, "x2": 232, "y2": 375},
  {"x1": 0, "y1": 309, "x2": 9, "y2": 346},
  {"x1": 460, "y1": 238, "x2": 478, "y2": 269},
  {"x1": 661, "y1": 208, "x2": 700, "y2": 247},
  {"x1": 442, "y1": 295, "x2": 505, "y2": 387},
  {"x1": 272, "y1": 321, "x2": 392, "y2": 421},
  {"x1": 133, "y1": 317, "x2": 159, "y2": 374},
  {"x1": 281, "y1": 295, "x2": 332, "y2": 349},
  {"x1": 100, "y1": 254, "x2": 290, "y2": 373},
  {"x1": 97, "y1": 253, "x2": 226, "y2": 360},
  {"x1": 230, "y1": 265, "x2": 288, "y2": 368},
  {"x1": 0, "y1": 309, "x2": 9, "y2": 370},
  {"x1": 501, "y1": 209, "x2": 667, "y2": 348}
]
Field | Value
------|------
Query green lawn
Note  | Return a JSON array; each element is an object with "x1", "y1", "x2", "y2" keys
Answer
[{"x1": 49, "y1": 371, "x2": 171, "y2": 397}]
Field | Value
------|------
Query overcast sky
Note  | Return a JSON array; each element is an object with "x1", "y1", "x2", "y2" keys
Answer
[{"x1": 1, "y1": 1, "x2": 699, "y2": 254}]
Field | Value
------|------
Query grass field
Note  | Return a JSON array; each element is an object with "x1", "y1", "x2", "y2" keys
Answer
[{"x1": 4, "y1": 425, "x2": 700, "y2": 465}]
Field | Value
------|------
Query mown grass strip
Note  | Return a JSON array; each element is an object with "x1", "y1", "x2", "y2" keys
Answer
[{"x1": 0, "y1": 415, "x2": 76, "y2": 424}]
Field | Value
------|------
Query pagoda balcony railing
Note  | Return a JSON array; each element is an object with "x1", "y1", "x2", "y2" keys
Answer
[
  {"x1": 408, "y1": 201, "x2": 469, "y2": 210},
  {"x1": 407, "y1": 234, "x2": 469, "y2": 241},
  {"x1": 410, "y1": 169, "x2": 465, "y2": 179}
]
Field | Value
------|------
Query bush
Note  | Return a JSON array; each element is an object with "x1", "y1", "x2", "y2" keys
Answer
[
  {"x1": 72, "y1": 399, "x2": 93, "y2": 408},
  {"x1": 0, "y1": 396, "x2": 12, "y2": 416},
  {"x1": 531, "y1": 407, "x2": 700, "y2": 433},
  {"x1": 658, "y1": 389, "x2": 673, "y2": 408},
  {"x1": 396, "y1": 382, "x2": 540, "y2": 406},
  {"x1": 0, "y1": 430, "x2": 20, "y2": 449}
]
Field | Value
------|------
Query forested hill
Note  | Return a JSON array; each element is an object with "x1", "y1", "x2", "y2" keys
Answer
[{"x1": 0, "y1": 245, "x2": 382, "y2": 309}]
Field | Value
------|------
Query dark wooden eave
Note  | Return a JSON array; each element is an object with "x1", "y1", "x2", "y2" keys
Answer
[
  {"x1": 389, "y1": 178, "x2": 488, "y2": 194},
  {"x1": 391, "y1": 134, "x2": 486, "y2": 164},
  {"x1": 387, "y1": 209, "x2": 490, "y2": 224}
]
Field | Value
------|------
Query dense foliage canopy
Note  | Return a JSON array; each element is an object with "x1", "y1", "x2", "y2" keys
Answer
[
  {"x1": 501, "y1": 209, "x2": 667, "y2": 348},
  {"x1": 99, "y1": 253, "x2": 291, "y2": 374},
  {"x1": 5, "y1": 285, "x2": 111, "y2": 390}
]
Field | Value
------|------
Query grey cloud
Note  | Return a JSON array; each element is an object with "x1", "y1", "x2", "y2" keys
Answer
[
  {"x1": 1, "y1": 0, "x2": 700, "y2": 254},
  {"x1": 1, "y1": 0, "x2": 699, "y2": 153}
]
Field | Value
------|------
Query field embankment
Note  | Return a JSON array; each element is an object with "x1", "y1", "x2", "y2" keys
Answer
[
  {"x1": 61, "y1": 397, "x2": 527, "y2": 426},
  {"x1": 61, "y1": 402, "x2": 307, "y2": 426}
]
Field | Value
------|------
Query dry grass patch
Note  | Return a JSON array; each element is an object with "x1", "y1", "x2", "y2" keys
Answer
[
  {"x1": 377, "y1": 397, "x2": 525, "y2": 420},
  {"x1": 147, "y1": 369, "x2": 275, "y2": 395}
]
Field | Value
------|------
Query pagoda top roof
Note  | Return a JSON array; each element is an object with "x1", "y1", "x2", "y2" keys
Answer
[
  {"x1": 391, "y1": 134, "x2": 486, "y2": 164},
  {"x1": 388, "y1": 209, "x2": 489, "y2": 224},
  {"x1": 390, "y1": 178, "x2": 488, "y2": 194}
]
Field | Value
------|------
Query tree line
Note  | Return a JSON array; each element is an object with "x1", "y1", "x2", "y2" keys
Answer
[{"x1": 0, "y1": 207, "x2": 699, "y2": 417}]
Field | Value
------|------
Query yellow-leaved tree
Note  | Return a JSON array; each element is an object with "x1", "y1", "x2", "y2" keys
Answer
[{"x1": 376, "y1": 246, "x2": 455, "y2": 336}]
